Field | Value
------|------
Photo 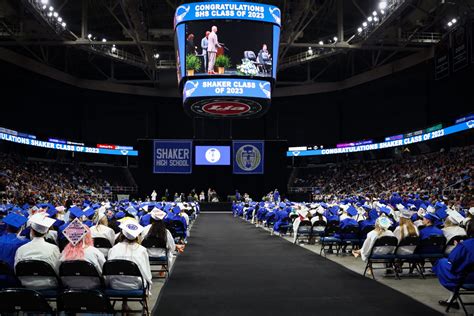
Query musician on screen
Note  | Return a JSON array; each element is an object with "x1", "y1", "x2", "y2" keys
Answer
[{"x1": 207, "y1": 26, "x2": 221, "y2": 74}]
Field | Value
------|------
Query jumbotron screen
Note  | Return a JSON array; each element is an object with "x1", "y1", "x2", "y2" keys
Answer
[{"x1": 174, "y1": 2, "x2": 281, "y2": 82}]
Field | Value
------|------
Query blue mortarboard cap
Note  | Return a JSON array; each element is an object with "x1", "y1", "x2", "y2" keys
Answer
[
  {"x1": 368, "y1": 209, "x2": 379, "y2": 221},
  {"x1": 279, "y1": 202, "x2": 286, "y2": 208},
  {"x1": 435, "y1": 207, "x2": 448, "y2": 220},
  {"x1": 83, "y1": 207, "x2": 96, "y2": 218},
  {"x1": 329, "y1": 206, "x2": 339, "y2": 215},
  {"x1": 164, "y1": 204, "x2": 172, "y2": 212},
  {"x1": 424, "y1": 213, "x2": 440, "y2": 222},
  {"x1": 380, "y1": 207, "x2": 391, "y2": 216},
  {"x1": 3, "y1": 213, "x2": 27, "y2": 229},
  {"x1": 115, "y1": 211, "x2": 125, "y2": 219},
  {"x1": 411, "y1": 213, "x2": 419, "y2": 222},
  {"x1": 347, "y1": 205, "x2": 358, "y2": 217},
  {"x1": 126, "y1": 206, "x2": 138, "y2": 216},
  {"x1": 92, "y1": 204, "x2": 101, "y2": 210},
  {"x1": 69, "y1": 206, "x2": 83, "y2": 218},
  {"x1": 362, "y1": 205, "x2": 372, "y2": 211},
  {"x1": 46, "y1": 207, "x2": 58, "y2": 217},
  {"x1": 22, "y1": 203, "x2": 30, "y2": 210}
]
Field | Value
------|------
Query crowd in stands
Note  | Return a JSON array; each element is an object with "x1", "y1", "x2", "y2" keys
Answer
[
  {"x1": 0, "y1": 153, "x2": 130, "y2": 205},
  {"x1": 291, "y1": 146, "x2": 473, "y2": 208},
  {"x1": 0, "y1": 199, "x2": 199, "y2": 313},
  {"x1": 234, "y1": 191, "x2": 474, "y2": 311}
]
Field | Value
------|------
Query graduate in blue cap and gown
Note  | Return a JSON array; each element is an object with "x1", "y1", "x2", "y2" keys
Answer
[
  {"x1": 419, "y1": 213, "x2": 443, "y2": 240},
  {"x1": 0, "y1": 213, "x2": 29, "y2": 269},
  {"x1": 273, "y1": 202, "x2": 290, "y2": 235},
  {"x1": 433, "y1": 239, "x2": 474, "y2": 309}
]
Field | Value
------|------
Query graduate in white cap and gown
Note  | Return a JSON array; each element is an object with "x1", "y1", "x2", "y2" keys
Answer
[
  {"x1": 442, "y1": 210, "x2": 466, "y2": 245},
  {"x1": 107, "y1": 219, "x2": 152, "y2": 292},
  {"x1": 90, "y1": 207, "x2": 116, "y2": 256},
  {"x1": 14, "y1": 213, "x2": 60, "y2": 289}
]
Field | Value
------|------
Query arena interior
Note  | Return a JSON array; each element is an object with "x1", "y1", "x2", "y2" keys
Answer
[{"x1": 0, "y1": 0, "x2": 473, "y2": 315}]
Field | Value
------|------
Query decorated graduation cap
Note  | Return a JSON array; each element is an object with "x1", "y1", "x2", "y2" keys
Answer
[
  {"x1": 376, "y1": 216, "x2": 392, "y2": 229},
  {"x1": 119, "y1": 219, "x2": 144, "y2": 240},
  {"x1": 63, "y1": 218, "x2": 88, "y2": 246},
  {"x1": 28, "y1": 213, "x2": 56, "y2": 234},
  {"x1": 3, "y1": 213, "x2": 28, "y2": 229}
]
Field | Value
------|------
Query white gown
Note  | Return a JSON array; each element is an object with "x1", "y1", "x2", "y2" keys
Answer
[
  {"x1": 59, "y1": 246, "x2": 106, "y2": 289},
  {"x1": 141, "y1": 227, "x2": 176, "y2": 267},
  {"x1": 90, "y1": 224, "x2": 116, "y2": 257},
  {"x1": 107, "y1": 242, "x2": 152, "y2": 292},
  {"x1": 14, "y1": 237, "x2": 61, "y2": 289},
  {"x1": 360, "y1": 230, "x2": 395, "y2": 262}
]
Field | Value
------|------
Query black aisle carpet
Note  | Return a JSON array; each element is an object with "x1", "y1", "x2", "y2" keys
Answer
[{"x1": 153, "y1": 214, "x2": 441, "y2": 316}]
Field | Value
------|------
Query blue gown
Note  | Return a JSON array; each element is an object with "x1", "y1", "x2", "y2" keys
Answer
[
  {"x1": 433, "y1": 239, "x2": 474, "y2": 291},
  {"x1": 0, "y1": 233, "x2": 30, "y2": 269},
  {"x1": 419, "y1": 225, "x2": 443, "y2": 240},
  {"x1": 273, "y1": 210, "x2": 290, "y2": 233}
]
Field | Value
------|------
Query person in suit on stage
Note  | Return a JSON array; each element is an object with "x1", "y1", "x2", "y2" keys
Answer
[
  {"x1": 207, "y1": 26, "x2": 221, "y2": 74},
  {"x1": 201, "y1": 31, "x2": 210, "y2": 72}
]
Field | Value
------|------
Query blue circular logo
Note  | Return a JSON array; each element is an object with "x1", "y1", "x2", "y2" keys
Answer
[{"x1": 126, "y1": 224, "x2": 138, "y2": 230}]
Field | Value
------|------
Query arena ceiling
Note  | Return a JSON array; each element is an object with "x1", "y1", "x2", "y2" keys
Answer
[{"x1": 0, "y1": 0, "x2": 472, "y2": 96}]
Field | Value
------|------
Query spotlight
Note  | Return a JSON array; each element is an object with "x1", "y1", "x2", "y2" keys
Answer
[
  {"x1": 372, "y1": 11, "x2": 377, "y2": 16},
  {"x1": 47, "y1": 12, "x2": 52, "y2": 17},
  {"x1": 49, "y1": 6, "x2": 53, "y2": 11},
  {"x1": 153, "y1": 53, "x2": 160, "y2": 59},
  {"x1": 379, "y1": 1, "x2": 387, "y2": 10},
  {"x1": 102, "y1": 38, "x2": 107, "y2": 42},
  {"x1": 362, "y1": 22, "x2": 368, "y2": 27},
  {"x1": 57, "y1": 17, "x2": 62, "y2": 22},
  {"x1": 42, "y1": 5, "x2": 47, "y2": 9},
  {"x1": 333, "y1": 36, "x2": 338, "y2": 42},
  {"x1": 380, "y1": 9, "x2": 385, "y2": 15},
  {"x1": 53, "y1": 12, "x2": 58, "y2": 18},
  {"x1": 368, "y1": 16, "x2": 373, "y2": 22},
  {"x1": 357, "y1": 27, "x2": 363, "y2": 33},
  {"x1": 447, "y1": 21, "x2": 453, "y2": 27},
  {"x1": 318, "y1": 40, "x2": 323, "y2": 45},
  {"x1": 87, "y1": 33, "x2": 92, "y2": 39},
  {"x1": 452, "y1": 18, "x2": 457, "y2": 24},
  {"x1": 308, "y1": 47, "x2": 313, "y2": 55},
  {"x1": 41, "y1": 0, "x2": 49, "y2": 4},
  {"x1": 111, "y1": 45, "x2": 117, "y2": 53},
  {"x1": 374, "y1": 17, "x2": 379, "y2": 22},
  {"x1": 61, "y1": 22, "x2": 66, "y2": 28}
]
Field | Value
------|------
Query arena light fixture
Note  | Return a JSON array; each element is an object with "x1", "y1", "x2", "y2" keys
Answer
[
  {"x1": 41, "y1": 0, "x2": 49, "y2": 4},
  {"x1": 374, "y1": 17, "x2": 379, "y2": 22},
  {"x1": 447, "y1": 21, "x2": 453, "y2": 27},
  {"x1": 452, "y1": 18, "x2": 457, "y2": 24},
  {"x1": 42, "y1": 5, "x2": 47, "y2": 10},
  {"x1": 53, "y1": 12, "x2": 58, "y2": 18},
  {"x1": 102, "y1": 38, "x2": 107, "y2": 43},
  {"x1": 111, "y1": 45, "x2": 117, "y2": 53},
  {"x1": 357, "y1": 27, "x2": 362, "y2": 33},
  {"x1": 57, "y1": 17, "x2": 62, "y2": 22},
  {"x1": 49, "y1": 6, "x2": 53, "y2": 11},
  {"x1": 318, "y1": 40, "x2": 323, "y2": 45},
  {"x1": 307, "y1": 47, "x2": 313, "y2": 55},
  {"x1": 333, "y1": 36, "x2": 338, "y2": 42},
  {"x1": 61, "y1": 22, "x2": 66, "y2": 28},
  {"x1": 87, "y1": 33, "x2": 92, "y2": 39},
  {"x1": 362, "y1": 22, "x2": 368, "y2": 27},
  {"x1": 368, "y1": 16, "x2": 373, "y2": 22},
  {"x1": 47, "y1": 12, "x2": 52, "y2": 17},
  {"x1": 153, "y1": 53, "x2": 160, "y2": 59},
  {"x1": 372, "y1": 11, "x2": 377, "y2": 16},
  {"x1": 378, "y1": 1, "x2": 387, "y2": 10}
]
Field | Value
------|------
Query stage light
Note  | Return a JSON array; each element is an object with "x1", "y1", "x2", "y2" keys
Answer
[
  {"x1": 49, "y1": 6, "x2": 53, "y2": 11},
  {"x1": 47, "y1": 12, "x2": 52, "y2": 17},
  {"x1": 61, "y1": 22, "x2": 66, "y2": 27},
  {"x1": 318, "y1": 40, "x2": 323, "y2": 45},
  {"x1": 153, "y1": 53, "x2": 160, "y2": 59},
  {"x1": 53, "y1": 12, "x2": 58, "y2": 18},
  {"x1": 362, "y1": 22, "x2": 368, "y2": 27},
  {"x1": 87, "y1": 33, "x2": 92, "y2": 39},
  {"x1": 102, "y1": 38, "x2": 107, "y2": 42},
  {"x1": 333, "y1": 36, "x2": 338, "y2": 42},
  {"x1": 447, "y1": 21, "x2": 452, "y2": 27},
  {"x1": 452, "y1": 18, "x2": 457, "y2": 24},
  {"x1": 307, "y1": 47, "x2": 313, "y2": 55},
  {"x1": 357, "y1": 27, "x2": 362, "y2": 33},
  {"x1": 111, "y1": 45, "x2": 117, "y2": 53},
  {"x1": 380, "y1": 9, "x2": 385, "y2": 15},
  {"x1": 42, "y1": 5, "x2": 47, "y2": 9},
  {"x1": 368, "y1": 16, "x2": 373, "y2": 22},
  {"x1": 41, "y1": 0, "x2": 49, "y2": 4},
  {"x1": 372, "y1": 11, "x2": 377, "y2": 16},
  {"x1": 57, "y1": 17, "x2": 62, "y2": 22},
  {"x1": 379, "y1": 1, "x2": 387, "y2": 10},
  {"x1": 374, "y1": 17, "x2": 379, "y2": 22}
]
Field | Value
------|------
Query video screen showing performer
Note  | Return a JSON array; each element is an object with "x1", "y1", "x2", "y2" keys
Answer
[{"x1": 184, "y1": 20, "x2": 273, "y2": 77}]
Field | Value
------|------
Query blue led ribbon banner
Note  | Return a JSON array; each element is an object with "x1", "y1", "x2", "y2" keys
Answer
[
  {"x1": 183, "y1": 78, "x2": 271, "y2": 100},
  {"x1": 174, "y1": 2, "x2": 281, "y2": 26},
  {"x1": 153, "y1": 140, "x2": 193, "y2": 174},
  {"x1": 0, "y1": 132, "x2": 138, "y2": 156},
  {"x1": 233, "y1": 140, "x2": 264, "y2": 174},
  {"x1": 287, "y1": 121, "x2": 474, "y2": 157}
]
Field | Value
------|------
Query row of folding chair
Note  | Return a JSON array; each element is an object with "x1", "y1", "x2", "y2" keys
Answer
[
  {"x1": 0, "y1": 259, "x2": 150, "y2": 315},
  {"x1": 364, "y1": 235, "x2": 469, "y2": 280}
]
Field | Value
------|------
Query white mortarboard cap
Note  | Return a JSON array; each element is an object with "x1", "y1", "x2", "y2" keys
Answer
[
  {"x1": 28, "y1": 213, "x2": 56, "y2": 234},
  {"x1": 469, "y1": 207, "x2": 474, "y2": 216},
  {"x1": 447, "y1": 210, "x2": 465, "y2": 225},
  {"x1": 151, "y1": 209, "x2": 167, "y2": 220},
  {"x1": 377, "y1": 216, "x2": 392, "y2": 229},
  {"x1": 426, "y1": 205, "x2": 436, "y2": 213},
  {"x1": 119, "y1": 219, "x2": 144, "y2": 240}
]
